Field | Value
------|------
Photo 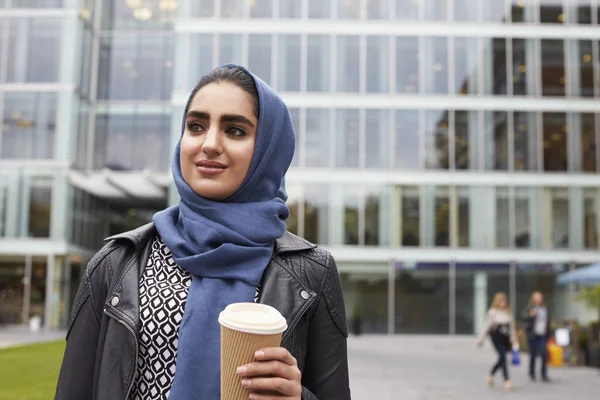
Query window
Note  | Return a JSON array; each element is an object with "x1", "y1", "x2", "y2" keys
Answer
[
  {"x1": 304, "y1": 185, "x2": 330, "y2": 244},
  {"x1": 307, "y1": 35, "x2": 331, "y2": 92},
  {"x1": 277, "y1": 35, "x2": 301, "y2": 91},
  {"x1": 424, "y1": 37, "x2": 449, "y2": 94},
  {"x1": 482, "y1": 0, "x2": 509, "y2": 21},
  {"x1": 337, "y1": 0, "x2": 361, "y2": 19},
  {"x1": 305, "y1": 109, "x2": 331, "y2": 167},
  {"x1": 512, "y1": 39, "x2": 536, "y2": 96},
  {"x1": 514, "y1": 111, "x2": 539, "y2": 171},
  {"x1": 336, "y1": 36, "x2": 360, "y2": 92},
  {"x1": 577, "y1": 40, "x2": 594, "y2": 97},
  {"x1": 365, "y1": 188, "x2": 387, "y2": 245},
  {"x1": 453, "y1": 0, "x2": 480, "y2": 21},
  {"x1": 335, "y1": 109, "x2": 360, "y2": 168},
  {"x1": 190, "y1": 0, "x2": 215, "y2": 17},
  {"x1": 394, "y1": 110, "x2": 420, "y2": 170},
  {"x1": 483, "y1": 38, "x2": 508, "y2": 95},
  {"x1": 365, "y1": 110, "x2": 389, "y2": 168},
  {"x1": 366, "y1": 0, "x2": 389, "y2": 19},
  {"x1": 6, "y1": 18, "x2": 62, "y2": 83},
  {"x1": 540, "y1": 0, "x2": 565, "y2": 24},
  {"x1": 395, "y1": 37, "x2": 419, "y2": 94},
  {"x1": 423, "y1": 186, "x2": 450, "y2": 247},
  {"x1": 188, "y1": 34, "x2": 214, "y2": 90},
  {"x1": 423, "y1": 0, "x2": 448, "y2": 20},
  {"x1": 484, "y1": 111, "x2": 509, "y2": 170},
  {"x1": 289, "y1": 108, "x2": 301, "y2": 167},
  {"x1": 543, "y1": 112, "x2": 568, "y2": 172},
  {"x1": 454, "y1": 110, "x2": 479, "y2": 170},
  {"x1": 583, "y1": 188, "x2": 598, "y2": 249},
  {"x1": 308, "y1": 0, "x2": 331, "y2": 18},
  {"x1": 541, "y1": 39, "x2": 565, "y2": 96},
  {"x1": 400, "y1": 186, "x2": 420, "y2": 246},
  {"x1": 249, "y1": 0, "x2": 272, "y2": 18},
  {"x1": 219, "y1": 34, "x2": 243, "y2": 65},
  {"x1": 424, "y1": 110, "x2": 450, "y2": 169},
  {"x1": 1, "y1": 92, "x2": 57, "y2": 160},
  {"x1": 366, "y1": 36, "x2": 389, "y2": 93},
  {"x1": 279, "y1": 0, "x2": 302, "y2": 18},
  {"x1": 394, "y1": 0, "x2": 419, "y2": 20},
  {"x1": 545, "y1": 188, "x2": 569, "y2": 248},
  {"x1": 496, "y1": 187, "x2": 510, "y2": 248},
  {"x1": 454, "y1": 38, "x2": 479, "y2": 95},
  {"x1": 580, "y1": 113, "x2": 597, "y2": 172},
  {"x1": 28, "y1": 179, "x2": 53, "y2": 238},
  {"x1": 343, "y1": 187, "x2": 360, "y2": 245},
  {"x1": 248, "y1": 35, "x2": 272, "y2": 86},
  {"x1": 514, "y1": 187, "x2": 541, "y2": 249},
  {"x1": 221, "y1": 0, "x2": 244, "y2": 18}
]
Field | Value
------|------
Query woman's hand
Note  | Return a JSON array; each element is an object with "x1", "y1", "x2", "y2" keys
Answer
[{"x1": 237, "y1": 347, "x2": 302, "y2": 399}]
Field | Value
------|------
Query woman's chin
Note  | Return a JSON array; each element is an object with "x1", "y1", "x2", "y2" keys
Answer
[{"x1": 190, "y1": 181, "x2": 234, "y2": 201}]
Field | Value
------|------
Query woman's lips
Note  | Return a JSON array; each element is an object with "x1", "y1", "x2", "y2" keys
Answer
[{"x1": 195, "y1": 160, "x2": 227, "y2": 175}]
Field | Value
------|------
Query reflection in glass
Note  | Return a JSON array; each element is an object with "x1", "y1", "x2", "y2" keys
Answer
[
  {"x1": 277, "y1": 35, "x2": 301, "y2": 91},
  {"x1": 395, "y1": 37, "x2": 419, "y2": 94},
  {"x1": 1, "y1": 92, "x2": 57, "y2": 160},
  {"x1": 580, "y1": 113, "x2": 597, "y2": 172},
  {"x1": 573, "y1": 0, "x2": 592, "y2": 24},
  {"x1": 577, "y1": 40, "x2": 594, "y2": 97},
  {"x1": 457, "y1": 187, "x2": 470, "y2": 247},
  {"x1": 512, "y1": 39, "x2": 535, "y2": 96},
  {"x1": 335, "y1": 109, "x2": 360, "y2": 168},
  {"x1": 395, "y1": 264, "x2": 450, "y2": 334},
  {"x1": 394, "y1": 0, "x2": 419, "y2": 20},
  {"x1": 279, "y1": 0, "x2": 302, "y2": 18},
  {"x1": 305, "y1": 109, "x2": 331, "y2": 167},
  {"x1": 455, "y1": 110, "x2": 479, "y2": 170},
  {"x1": 289, "y1": 108, "x2": 300, "y2": 167},
  {"x1": 484, "y1": 111, "x2": 509, "y2": 170},
  {"x1": 454, "y1": 37, "x2": 479, "y2": 95},
  {"x1": 101, "y1": 0, "x2": 177, "y2": 30},
  {"x1": 541, "y1": 39, "x2": 565, "y2": 96},
  {"x1": 249, "y1": 0, "x2": 272, "y2": 18},
  {"x1": 365, "y1": 110, "x2": 389, "y2": 168},
  {"x1": 97, "y1": 35, "x2": 173, "y2": 100},
  {"x1": 394, "y1": 110, "x2": 420, "y2": 170},
  {"x1": 191, "y1": 0, "x2": 215, "y2": 17},
  {"x1": 424, "y1": 110, "x2": 450, "y2": 169},
  {"x1": 366, "y1": 36, "x2": 389, "y2": 93},
  {"x1": 343, "y1": 272, "x2": 389, "y2": 333},
  {"x1": 424, "y1": 37, "x2": 449, "y2": 94},
  {"x1": 483, "y1": 38, "x2": 507, "y2": 95},
  {"x1": 100, "y1": 114, "x2": 170, "y2": 172},
  {"x1": 423, "y1": 0, "x2": 448, "y2": 20},
  {"x1": 366, "y1": 0, "x2": 389, "y2": 19},
  {"x1": 337, "y1": 0, "x2": 361, "y2": 18},
  {"x1": 308, "y1": 0, "x2": 331, "y2": 18},
  {"x1": 343, "y1": 188, "x2": 360, "y2": 245},
  {"x1": 221, "y1": 0, "x2": 244, "y2": 18},
  {"x1": 482, "y1": 0, "x2": 509, "y2": 21},
  {"x1": 28, "y1": 181, "x2": 52, "y2": 238},
  {"x1": 6, "y1": 18, "x2": 61, "y2": 83},
  {"x1": 219, "y1": 34, "x2": 243, "y2": 65},
  {"x1": 540, "y1": 0, "x2": 564, "y2": 23},
  {"x1": 337, "y1": 36, "x2": 360, "y2": 92},
  {"x1": 423, "y1": 186, "x2": 450, "y2": 247},
  {"x1": 307, "y1": 35, "x2": 331, "y2": 92},
  {"x1": 0, "y1": 260, "x2": 26, "y2": 324},
  {"x1": 496, "y1": 187, "x2": 510, "y2": 248},
  {"x1": 583, "y1": 188, "x2": 598, "y2": 249},
  {"x1": 543, "y1": 112, "x2": 568, "y2": 171},
  {"x1": 400, "y1": 186, "x2": 420, "y2": 246},
  {"x1": 455, "y1": 264, "x2": 510, "y2": 334},
  {"x1": 514, "y1": 111, "x2": 539, "y2": 171},
  {"x1": 548, "y1": 188, "x2": 569, "y2": 248},
  {"x1": 304, "y1": 185, "x2": 329, "y2": 244},
  {"x1": 248, "y1": 35, "x2": 272, "y2": 86}
]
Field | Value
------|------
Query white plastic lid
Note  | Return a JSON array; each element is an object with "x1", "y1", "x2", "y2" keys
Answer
[{"x1": 218, "y1": 302, "x2": 287, "y2": 335}]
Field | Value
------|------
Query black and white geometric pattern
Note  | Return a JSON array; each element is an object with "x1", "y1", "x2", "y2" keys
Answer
[
  {"x1": 130, "y1": 236, "x2": 263, "y2": 399},
  {"x1": 130, "y1": 237, "x2": 192, "y2": 400}
]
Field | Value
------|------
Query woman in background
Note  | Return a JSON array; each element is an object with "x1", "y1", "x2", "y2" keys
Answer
[{"x1": 477, "y1": 292, "x2": 518, "y2": 391}]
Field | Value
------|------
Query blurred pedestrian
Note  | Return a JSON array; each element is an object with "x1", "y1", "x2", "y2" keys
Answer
[
  {"x1": 522, "y1": 291, "x2": 551, "y2": 382},
  {"x1": 477, "y1": 292, "x2": 518, "y2": 391},
  {"x1": 54, "y1": 64, "x2": 351, "y2": 400}
]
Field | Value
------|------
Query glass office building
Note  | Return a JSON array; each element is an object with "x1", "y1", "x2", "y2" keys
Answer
[{"x1": 1, "y1": 0, "x2": 600, "y2": 334}]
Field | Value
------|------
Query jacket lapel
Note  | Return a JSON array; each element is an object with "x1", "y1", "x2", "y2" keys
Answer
[{"x1": 259, "y1": 232, "x2": 317, "y2": 345}]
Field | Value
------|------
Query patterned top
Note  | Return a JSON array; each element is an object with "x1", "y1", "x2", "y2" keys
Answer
[{"x1": 130, "y1": 237, "x2": 261, "y2": 399}]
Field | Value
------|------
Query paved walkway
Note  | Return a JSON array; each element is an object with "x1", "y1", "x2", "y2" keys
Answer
[
  {"x1": 348, "y1": 335, "x2": 600, "y2": 400},
  {"x1": 0, "y1": 326, "x2": 65, "y2": 349}
]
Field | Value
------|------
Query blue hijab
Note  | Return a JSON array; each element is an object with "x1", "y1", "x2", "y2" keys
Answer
[{"x1": 153, "y1": 64, "x2": 295, "y2": 399}]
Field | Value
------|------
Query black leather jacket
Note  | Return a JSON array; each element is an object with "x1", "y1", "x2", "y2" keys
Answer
[{"x1": 55, "y1": 223, "x2": 351, "y2": 400}]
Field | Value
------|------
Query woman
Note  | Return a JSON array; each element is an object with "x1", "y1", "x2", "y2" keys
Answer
[
  {"x1": 55, "y1": 65, "x2": 351, "y2": 400},
  {"x1": 521, "y1": 291, "x2": 551, "y2": 382},
  {"x1": 477, "y1": 292, "x2": 518, "y2": 391}
]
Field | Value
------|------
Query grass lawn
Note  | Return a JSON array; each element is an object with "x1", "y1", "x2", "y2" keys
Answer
[{"x1": 0, "y1": 341, "x2": 65, "y2": 400}]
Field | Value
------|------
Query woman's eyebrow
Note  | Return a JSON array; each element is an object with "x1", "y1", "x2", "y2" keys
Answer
[{"x1": 186, "y1": 110, "x2": 255, "y2": 128}]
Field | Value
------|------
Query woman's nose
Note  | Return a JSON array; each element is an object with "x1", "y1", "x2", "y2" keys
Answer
[{"x1": 202, "y1": 126, "x2": 222, "y2": 155}]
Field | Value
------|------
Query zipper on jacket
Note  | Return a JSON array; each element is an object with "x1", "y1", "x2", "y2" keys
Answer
[{"x1": 104, "y1": 308, "x2": 139, "y2": 400}]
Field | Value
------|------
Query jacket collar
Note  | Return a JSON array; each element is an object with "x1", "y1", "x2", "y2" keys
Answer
[{"x1": 104, "y1": 223, "x2": 317, "y2": 345}]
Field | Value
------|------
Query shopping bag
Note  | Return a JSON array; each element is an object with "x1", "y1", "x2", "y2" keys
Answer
[{"x1": 511, "y1": 349, "x2": 521, "y2": 366}]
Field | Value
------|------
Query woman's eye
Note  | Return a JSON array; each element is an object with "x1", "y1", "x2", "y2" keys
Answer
[
  {"x1": 227, "y1": 127, "x2": 246, "y2": 137},
  {"x1": 187, "y1": 122, "x2": 204, "y2": 132}
]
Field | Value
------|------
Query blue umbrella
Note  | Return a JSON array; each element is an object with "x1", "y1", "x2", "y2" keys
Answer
[{"x1": 556, "y1": 263, "x2": 600, "y2": 286}]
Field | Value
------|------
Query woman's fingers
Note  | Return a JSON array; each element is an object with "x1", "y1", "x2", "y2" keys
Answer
[
  {"x1": 254, "y1": 348, "x2": 297, "y2": 366},
  {"x1": 237, "y1": 360, "x2": 300, "y2": 381},
  {"x1": 241, "y1": 376, "x2": 299, "y2": 396}
]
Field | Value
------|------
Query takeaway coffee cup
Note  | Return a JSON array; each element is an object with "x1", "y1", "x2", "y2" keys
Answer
[{"x1": 218, "y1": 302, "x2": 287, "y2": 400}]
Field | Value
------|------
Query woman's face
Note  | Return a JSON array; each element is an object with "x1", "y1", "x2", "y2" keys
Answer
[
  {"x1": 498, "y1": 296, "x2": 507, "y2": 309},
  {"x1": 534, "y1": 293, "x2": 543, "y2": 305},
  {"x1": 180, "y1": 82, "x2": 258, "y2": 201}
]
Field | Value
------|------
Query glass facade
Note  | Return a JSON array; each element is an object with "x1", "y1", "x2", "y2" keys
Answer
[{"x1": 1, "y1": 0, "x2": 600, "y2": 333}]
